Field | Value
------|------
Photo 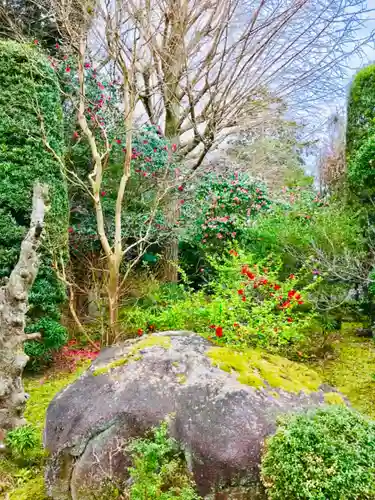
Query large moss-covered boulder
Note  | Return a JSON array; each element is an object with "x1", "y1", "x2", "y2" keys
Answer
[{"x1": 44, "y1": 332, "x2": 346, "y2": 499}]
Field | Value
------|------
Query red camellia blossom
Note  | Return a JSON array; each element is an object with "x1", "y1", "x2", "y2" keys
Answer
[
  {"x1": 137, "y1": 328, "x2": 143, "y2": 336},
  {"x1": 116, "y1": 138, "x2": 121, "y2": 144},
  {"x1": 66, "y1": 66, "x2": 71, "y2": 73},
  {"x1": 238, "y1": 289, "x2": 244, "y2": 296},
  {"x1": 178, "y1": 185, "x2": 184, "y2": 192},
  {"x1": 288, "y1": 290, "x2": 296, "y2": 298},
  {"x1": 84, "y1": 62, "x2": 91, "y2": 68},
  {"x1": 287, "y1": 317, "x2": 293, "y2": 323},
  {"x1": 215, "y1": 326, "x2": 223, "y2": 338},
  {"x1": 100, "y1": 191, "x2": 106, "y2": 197}
]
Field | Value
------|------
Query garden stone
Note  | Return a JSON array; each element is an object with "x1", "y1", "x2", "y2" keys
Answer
[{"x1": 44, "y1": 331, "x2": 346, "y2": 499}]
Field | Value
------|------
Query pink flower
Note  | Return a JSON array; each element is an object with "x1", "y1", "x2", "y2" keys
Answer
[
  {"x1": 72, "y1": 131, "x2": 79, "y2": 140},
  {"x1": 65, "y1": 66, "x2": 71, "y2": 73},
  {"x1": 116, "y1": 138, "x2": 121, "y2": 144},
  {"x1": 84, "y1": 62, "x2": 91, "y2": 68},
  {"x1": 100, "y1": 191, "x2": 106, "y2": 197},
  {"x1": 33, "y1": 39, "x2": 38, "y2": 45},
  {"x1": 172, "y1": 143, "x2": 177, "y2": 152},
  {"x1": 55, "y1": 43, "x2": 60, "y2": 49},
  {"x1": 178, "y1": 185, "x2": 184, "y2": 192},
  {"x1": 217, "y1": 233, "x2": 223, "y2": 239}
]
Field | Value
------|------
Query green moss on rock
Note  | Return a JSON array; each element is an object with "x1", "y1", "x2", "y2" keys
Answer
[
  {"x1": 207, "y1": 347, "x2": 322, "y2": 394},
  {"x1": 93, "y1": 335, "x2": 171, "y2": 376},
  {"x1": 9, "y1": 475, "x2": 47, "y2": 500},
  {"x1": 324, "y1": 392, "x2": 345, "y2": 406}
]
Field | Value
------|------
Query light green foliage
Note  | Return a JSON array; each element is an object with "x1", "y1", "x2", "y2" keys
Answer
[
  {"x1": 121, "y1": 251, "x2": 317, "y2": 351},
  {"x1": 261, "y1": 406, "x2": 375, "y2": 500},
  {"x1": 126, "y1": 422, "x2": 200, "y2": 500},
  {"x1": 323, "y1": 392, "x2": 345, "y2": 405},
  {"x1": 207, "y1": 347, "x2": 322, "y2": 393},
  {"x1": 0, "y1": 40, "x2": 69, "y2": 365},
  {"x1": 5, "y1": 425, "x2": 41, "y2": 460}
]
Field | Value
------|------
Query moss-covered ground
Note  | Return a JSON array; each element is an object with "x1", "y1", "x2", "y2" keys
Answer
[
  {"x1": 0, "y1": 365, "x2": 87, "y2": 499},
  {"x1": 311, "y1": 323, "x2": 375, "y2": 418}
]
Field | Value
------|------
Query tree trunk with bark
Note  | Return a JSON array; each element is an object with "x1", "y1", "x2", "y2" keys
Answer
[{"x1": 0, "y1": 183, "x2": 48, "y2": 435}]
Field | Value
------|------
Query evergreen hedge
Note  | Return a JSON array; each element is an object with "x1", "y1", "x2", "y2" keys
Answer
[{"x1": 0, "y1": 41, "x2": 69, "y2": 365}]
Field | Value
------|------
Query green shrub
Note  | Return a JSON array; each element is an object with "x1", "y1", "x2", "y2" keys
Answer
[
  {"x1": 347, "y1": 64, "x2": 375, "y2": 159},
  {"x1": 261, "y1": 406, "x2": 375, "y2": 500},
  {"x1": 0, "y1": 41, "x2": 69, "y2": 365},
  {"x1": 120, "y1": 250, "x2": 317, "y2": 352},
  {"x1": 5, "y1": 425, "x2": 42, "y2": 463},
  {"x1": 126, "y1": 422, "x2": 200, "y2": 499}
]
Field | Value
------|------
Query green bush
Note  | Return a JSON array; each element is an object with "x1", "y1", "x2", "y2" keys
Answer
[
  {"x1": 5, "y1": 425, "x2": 42, "y2": 463},
  {"x1": 126, "y1": 422, "x2": 200, "y2": 499},
  {"x1": 0, "y1": 41, "x2": 69, "y2": 365},
  {"x1": 347, "y1": 64, "x2": 375, "y2": 159},
  {"x1": 261, "y1": 406, "x2": 375, "y2": 500}
]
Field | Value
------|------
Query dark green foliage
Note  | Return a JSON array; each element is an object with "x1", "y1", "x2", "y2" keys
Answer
[
  {"x1": 261, "y1": 406, "x2": 375, "y2": 500},
  {"x1": 347, "y1": 64, "x2": 375, "y2": 159},
  {"x1": 126, "y1": 422, "x2": 200, "y2": 499},
  {"x1": 0, "y1": 40, "x2": 69, "y2": 365}
]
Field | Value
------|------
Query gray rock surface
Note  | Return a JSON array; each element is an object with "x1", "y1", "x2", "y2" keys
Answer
[{"x1": 44, "y1": 332, "x2": 341, "y2": 499}]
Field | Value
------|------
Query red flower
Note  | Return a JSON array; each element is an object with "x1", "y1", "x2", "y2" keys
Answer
[
  {"x1": 241, "y1": 265, "x2": 249, "y2": 275},
  {"x1": 172, "y1": 143, "x2": 177, "y2": 152},
  {"x1": 289, "y1": 274, "x2": 295, "y2": 279},
  {"x1": 295, "y1": 293, "x2": 301, "y2": 300},
  {"x1": 297, "y1": 300, "x2": 304, "y2": 305},
  {"x1": 153, "y1": 147, "x2": 157, "y2": 152},
  {"x1": 259, "y1": 279, "x2": 268, "y2": 285},
  {"x1": 209, "y1": 324, "x2": 216, "y2": 329},
  {"x1": 215, "y1": 326, "x2": 223, "y2": 338},
  {"x1": 178, "y1": 185, "x2": 184, "y2": 192},
  {"x1": 116, "y1": 138, "x2": 121, "y2": 144},
  {"x1": 287, "y1": 317, "x2": 293, "y2": 323},
  {"x1": 68, "y1": 227, "x2": 74, "y2": 233},
  {"x1": 281, "y1": 300, "x2": 291, "y2": 308},
  {"x1": 247, "y1": 272, "x2": 256, "y2": 280},
  {"x1": 238, "y1": 289, "x2": 244, "y2": 296},
  {"x1": 55, "y1": 42, "x2": 60, "y2": 49},
  {"x1": 288, "y1": 290, "x2": 296, "y2": 298},
  {"x1": 84, "y1": 62, "x2": 91, "y2": 68},
  {"x1": 131, "y1": 153, "x2": 138, "y2": 160},
  {"x1": 72, "y1": 131, "x2": 79, "y2": 139},
  {"x1": 233, "y1": 323, "x2": 240, "y2": 327},
  {"x1": 229, "y1": 249, "x2": 238, "y2": 257},
  {"x1": 33, "y1": 39, "x2": 38, "y2": 45},
  {"x1": 100, "y1": 190, "x2": 106, "y2": 197},
  {"x1": 122, "y1": 147, "x2": 127, "y2": 153},
  {"x1": 241, "y1": 296, "x2": 246, "y2": 302},
  {"x1": 137, "y1": 328, "x2": 143, "y2": 336}
]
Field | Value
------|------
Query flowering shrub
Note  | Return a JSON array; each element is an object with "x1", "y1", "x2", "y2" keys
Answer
[
  {"x1": 120, "y1": 249, "x2": 318, "y2": 351},
  {"x1": 52, "y1": 340, "x2": 100, "y2": 372},
  {"x1": 183, "y1": 172, "x2": 271, "y2": 248}
]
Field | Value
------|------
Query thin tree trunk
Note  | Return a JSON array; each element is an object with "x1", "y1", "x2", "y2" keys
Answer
[{"x1": 0, "y1": 184, "x2": 48, "y2": 434}]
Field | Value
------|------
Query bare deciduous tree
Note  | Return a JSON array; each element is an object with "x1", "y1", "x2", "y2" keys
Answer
[{"x1": 0, "y1": 184, "x2": 48, "y2": 435}]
